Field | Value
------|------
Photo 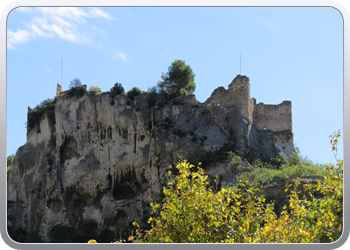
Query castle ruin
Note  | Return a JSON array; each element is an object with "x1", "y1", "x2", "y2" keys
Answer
[
  {"x1": 8, "y1": 74, "x2": 295, "y2": 242},
  {"x1": 204, "y1": 75, "x2": 294, "y2": 160}
]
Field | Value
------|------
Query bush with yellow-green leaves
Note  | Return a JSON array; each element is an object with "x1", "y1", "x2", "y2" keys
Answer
[
  {"x1": 88, "y1": 85, "x2": 102, "y2": 95},
  {"x1": 89, "y1": 131, "x2": 343, "y2": 243}
]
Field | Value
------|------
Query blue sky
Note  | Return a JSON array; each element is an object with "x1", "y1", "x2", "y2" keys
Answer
[{"x1": 7, "y1": 7, "x2": 343, "y2": 165}]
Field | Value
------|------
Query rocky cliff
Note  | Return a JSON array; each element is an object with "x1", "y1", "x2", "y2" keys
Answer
[{"x1": 7, "y1": 75, "x2": 295, "y2": 242}]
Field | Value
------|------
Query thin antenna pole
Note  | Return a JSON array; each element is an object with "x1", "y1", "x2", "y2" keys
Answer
[
  {"x1": 240, "y1": 53, "x2": 241, "y2": 75},
  {"x1": 61, "y1": 57, "x2": 63, "y2": 90}
]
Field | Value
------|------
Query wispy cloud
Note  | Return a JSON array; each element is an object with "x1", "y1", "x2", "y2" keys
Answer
[
  {"x1": 28, "y1": 24, "x2": 54, "y2": 37},
  {"x1": 89, "y1": 7, "x2": 114, "y2": 19},
  {"x1": 112, "y1": 52, "x2": 127, "y2": 62},
  {"x1": 7, "y1": 29, "x2": 34, "y2": 48},
  {"x1": 34, "y1": 17, "x2": 87, "y2": 42},
  {"x1": 8, "y1": 7, "x2": 114, "y2": 49}
]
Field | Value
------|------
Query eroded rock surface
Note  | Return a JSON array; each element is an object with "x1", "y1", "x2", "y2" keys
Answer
[{"x1": 7, "y1": 75, "x2": 295, "y2": 242}]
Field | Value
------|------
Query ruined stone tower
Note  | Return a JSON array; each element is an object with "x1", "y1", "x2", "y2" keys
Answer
[{"x1": 205, "y1": 75, "x2": 294, "y2": 160}]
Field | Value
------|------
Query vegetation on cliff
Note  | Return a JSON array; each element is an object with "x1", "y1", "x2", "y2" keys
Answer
[
  {"x1": 157, "y1": 59, "x2": 196, "y2": 96},
  {"x1": 7, "y1": 154, "x2": 15, "y2": 179},
  {"x1": 227, "y1": 150, "x2": 327, "y2": 189},
  {"x1": 110, "y1": 82, "x2": 125, "y2": 95},
  {"x1": 27, "y1": 98, "x2": 56, "y2": 129},
  {"x1": 89, "y1": 131, "x2": 342, "y2": 243},
  {"x1": 88, "y1": 85, "x2": 102, "y2": 95},
  {"x1": 126, "y1": 87, "x2": 141, "y2": 101},
  {"x1": 26, "y1": 59, "x2": 196, "y2": 130},
  {"x1": 69, "y1": 78, "x2": 82, "y2": 89}
]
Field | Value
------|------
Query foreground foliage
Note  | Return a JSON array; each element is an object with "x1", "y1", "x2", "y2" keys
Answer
[
  {"x1": 119, "y1": 131, "x2": 342, "y2": 243},
  {"x1": 89, "y1": 132, "x2": 343, "y2": 243}
]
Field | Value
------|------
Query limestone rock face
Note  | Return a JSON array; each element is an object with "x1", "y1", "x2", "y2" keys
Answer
[{"x1": 7, "y1": 75, "x2": 295, "y2": 242}]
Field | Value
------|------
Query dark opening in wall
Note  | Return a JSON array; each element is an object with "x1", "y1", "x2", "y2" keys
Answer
[{"x1": 112, "y1": 184, "x2": 135, "y2": 200}]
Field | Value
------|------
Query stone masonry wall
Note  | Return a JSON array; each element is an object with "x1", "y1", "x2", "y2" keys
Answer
[
  {"x1": 227, "y1": 75, "x2": 251, "y2": 119},
  {"x1": 253, "y1": 101, "x2": 292, "y2": 132}
]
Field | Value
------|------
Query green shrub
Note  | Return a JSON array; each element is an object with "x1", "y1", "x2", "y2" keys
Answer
[
  {"x1": 269, "y1": 152, "x2": 289, "y2": 169},
  {"x1": 127, "y1": 87, "x2": 141, "y2": 101},
  {"x1": 69, "y1": 78, "x2": 82, "y2": 89},
  {"x1": 145, "y1": 87, "x2": 158, "y2": 107},
  {"x1": 199, "y1": 143, "x2": 235, "y2": 169},
  {"x1": 89, "y1": 86, "x2": 102, "y2": 95},
  {"x1": 229, "y1": 153, "x2": 243, "y2": 173},
  {"x1": 289, "y1": 151, "x2": 301, "y2": 166},
  {"x1": 28, "y1": 98, "x2": 56, "y2": 129},
  {"x1": 110, "y1": 82, "x2": 124, "y2": 95},
  {"x1": 66, "y1": 86, "x2": 86, "y2": 98},
  {"x1": 234, "y1": 162, "x2": 327, "y2": 187},
  {"x1": 146, "y1": 86, "x2": 177, "y2": 108}
]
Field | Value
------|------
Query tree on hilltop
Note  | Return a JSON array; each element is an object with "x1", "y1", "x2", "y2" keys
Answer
[
  {"x1": 69, "y1": 78, "x2": 82, "y2": 89},
  {"x1": 157, "y1": 60, "x2": 196, "y2": 96},
  {"x1": 110, "y1": 82, "x2": 125, "y2": 95}
]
